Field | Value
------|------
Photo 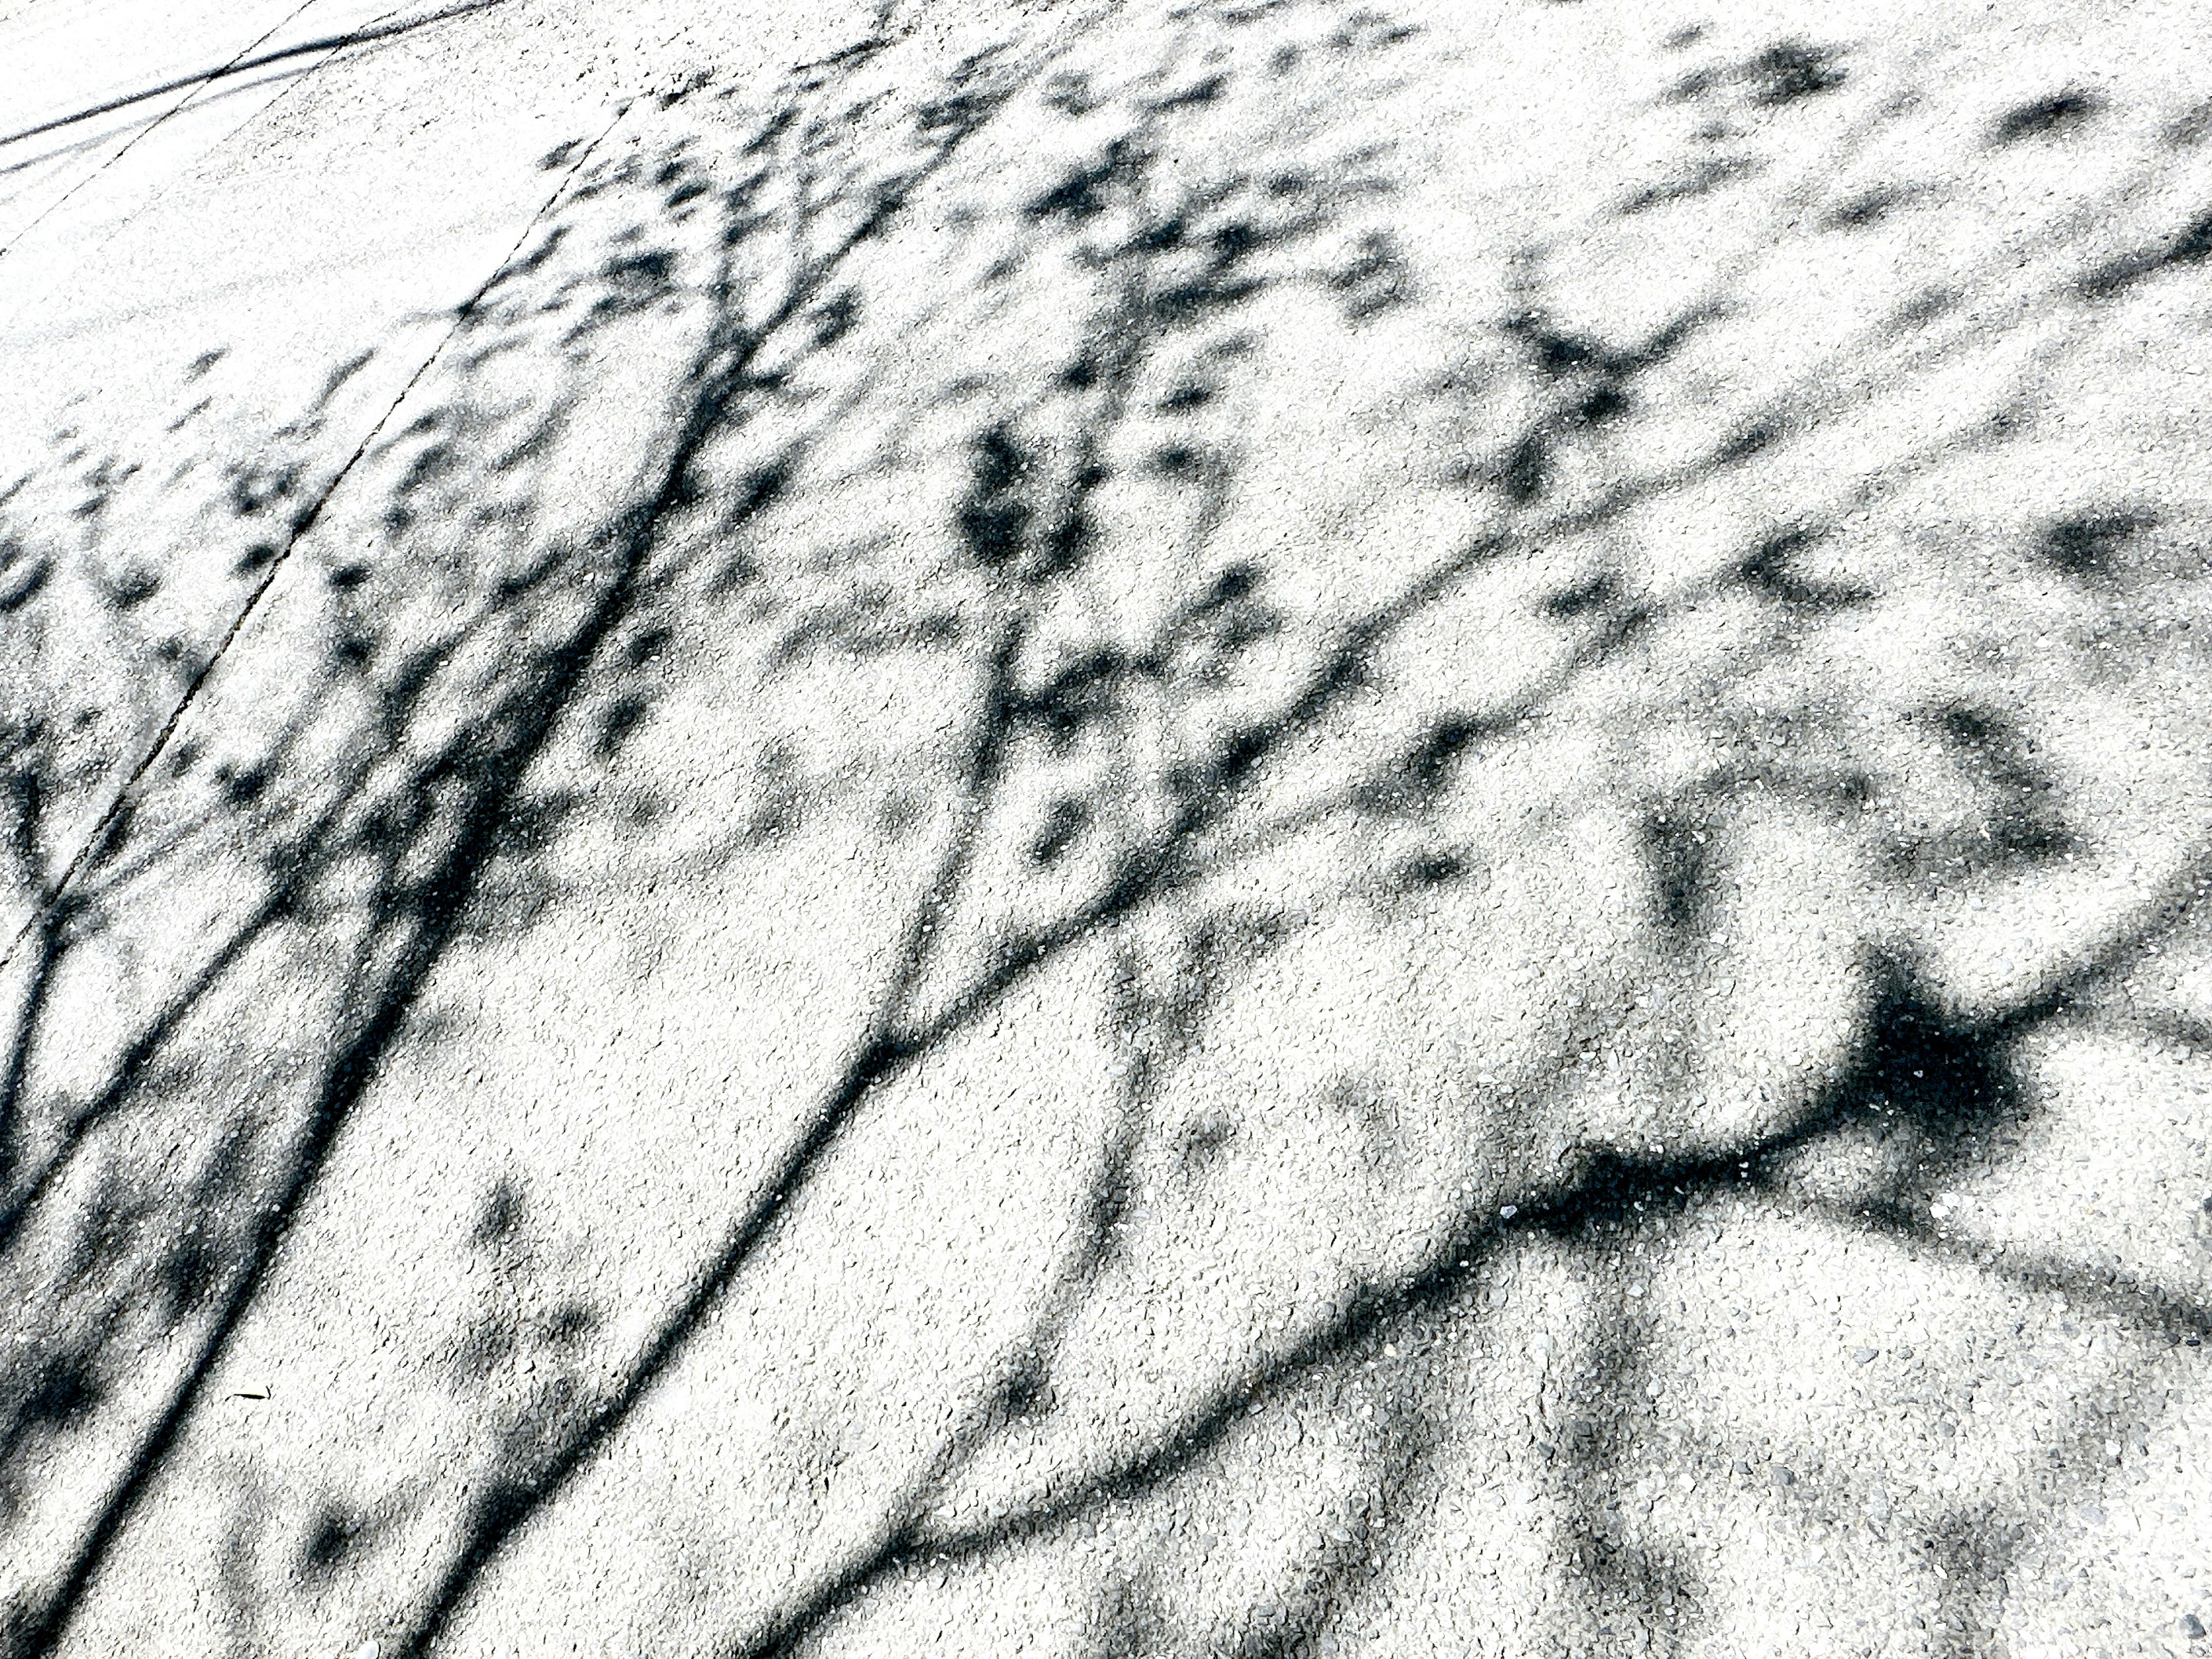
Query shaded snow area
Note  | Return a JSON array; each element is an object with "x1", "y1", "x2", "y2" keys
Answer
[{"x1": 5, "y1": 1, "x2": 2212, "y2": 1656}]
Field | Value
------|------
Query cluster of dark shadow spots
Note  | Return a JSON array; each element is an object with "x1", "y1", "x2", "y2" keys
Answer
[
  {"x1": 227, "y1": 458, "x2": 300, "y2": 518},
  {"x1": 1161, "y1": 559, "x2": 1279, "y2": 688},
  {"x1": 1328, "y1": 9, "x2": 1420, "y2": 52},
  {"x1": 1009, "y1": 648, "x2": 1138, "y2": 753},
  {"x1": 1925, "y1": 703, "x2": 2075, "y2": 869},
  {"x1": 1889, "y1": 284, "x2": 1959, "y2": 330},
  {"x1": 1825, "y1": 964, "x2": 2031, "y2": 1198},
  {"x1": 1041, "y1": 70, "x2": 1098, "y2": 116},
  {"x1": 742, "y1": 745, "x2": 807, "y2": 846},
  {"x1": 2170, "y1": 99, "x2": 2212, "y2": 149},
  {"x1": 213, "y1": 760, "x2": 271, "y2": 808},
  {"x1": 1324, "y1": 229, "x2": 1410, "y2": 320},
  {"x1": 2040, "y1": 509, "x2": 2153, "y2": 579},
  {"x1": 469, "y1": 224, "x2": 571, "y2": 320},
  {"x1": 808, "y1": 288, "x2": 858, "y2": 347},
  {"x1": 763, "y1": 590, "x2": 968, "y2": 672},
  {"x1": 991, "y1": 1348, "x2": 1054, "y2": 1429},
  {"x1": 917, "y1": 86, "x2": 999, "y2": 143},
  {"x1": 0, "y1": 538, "x2": 50, "y2": 611},
  {"x1": 1669, "y1": 39, "x2": 1844, "y2": 108},
  {"x1": 72, "y1": 454, "x2": 138, "y2": 522},
  {"x1": 1354, "y1": 711, "x2": 1506, "y2": 824},
  {"x1": 298, "y1": 1499, "x2": 377, "y2": 1577},
  {"x1": 1642, "y1": 811, "x2": 1711, "y2": 931},
  {"x1": 4, "y1": 1125, "x2": 272, "y2": 1531},
  {"x1": 956, "y1": 423, "x2": 1034, "y2": 570},
  {"x1": 661, "y1": 173, "x2": 710, "y2": 213},
  {"x1": 1713, "y1": 419, "x2": 1780, "y2": 467},
  {"x1": 0, "y1": 100, "x2": 895, "y2": 1631},
  {"x1": 101, "y1": 567, "x2": 160, "y2": 611},
  {"x1": 1397, "y1": 851, "x2": 1469, "y2": 888},
  {"x1": 1619, "y1": 155, "x2": 1758, "y2": 216},
  {"x1": 1546, "y1": 571, "x2": 1618, "y2": 620},
  {"x1": 1736, "y1": 527, "x2": 1874, "y2": 610},
  {"x1": 1147, "y1": 72, "x2": 1226, "y2": 114},
  {"x1": 1745, "y1": 41, "x2": 1846, "y2": 107},
  {"x1": 954, "y1": 418, "x2": 1105, "y2": 581},
  {"x1": 1027, "y1": 137, "x2": 1145, "y2": 224},
  {"x1": 380, "y1": 412, "x2": 453, "y2": 536},
  {"x1": 448, "y1": 1183, "x2": 605, "y2": 1439},
  {"x1": 2079, "y1": 204, "x2": 2212, "y2": 298},
  {"x1": 2, "y1": 1351, "x2": 103, "y2": 1461},
  {"x1": 590, "y1": 695, "x2": 650, "y2": 762},
  {"x1": 1580, "y1": 1537, "x2": 1709, "y2": 1658},
  {"x1": 1490, "y1": 305, "x2": 1708, "y2": 504},
  {"x1": 704, "y1": 462, "x2": 788, "y2": 600},
  {"x1": 1991, "y1": 89, "x2": 2101, "y2": 145},
  {"x1": 1144, "y1": 216, "x2": 1274, "y2": 331},
  {"x1": 1027, "y1": 796, "x2": 1090, "y2": 867},
  {"x1": 588, "y1": 247, "x2": 678, "y2": 323}
]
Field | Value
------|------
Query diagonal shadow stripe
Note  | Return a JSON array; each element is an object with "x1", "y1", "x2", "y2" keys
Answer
[{"x1": 0, "y1": 0, "x2": 509, "y2": 151}]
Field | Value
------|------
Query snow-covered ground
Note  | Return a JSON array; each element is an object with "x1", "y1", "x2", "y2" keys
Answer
[{"x1": 5, "y1": 2, "x2": 2212, "y2": 1656}]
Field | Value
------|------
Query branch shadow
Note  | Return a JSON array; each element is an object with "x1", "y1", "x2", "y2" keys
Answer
[{"x1": 0, "y1": 2, "x2": 2209, "y2": 1656}]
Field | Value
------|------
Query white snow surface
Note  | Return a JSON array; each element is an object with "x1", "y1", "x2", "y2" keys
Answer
[{"x1": 3, "y1": 2, "x2": 2212, "y2": 1657}]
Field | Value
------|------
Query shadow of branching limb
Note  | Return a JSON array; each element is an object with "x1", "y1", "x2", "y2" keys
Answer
[
  {"x1": 3, "y1": 6, "x2": 1139, "y2": 1654},
  {"x1": 657, "y1": 9, "x2": 2212, "y2": 1657},
  {"x1": 4, "y1": 2, "x2": 2212, "y2": 1656}
]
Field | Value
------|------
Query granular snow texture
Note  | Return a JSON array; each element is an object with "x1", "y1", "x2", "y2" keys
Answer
[{"x1": 3, "y1": 2, "x2": 2212, "y2": 1656}]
